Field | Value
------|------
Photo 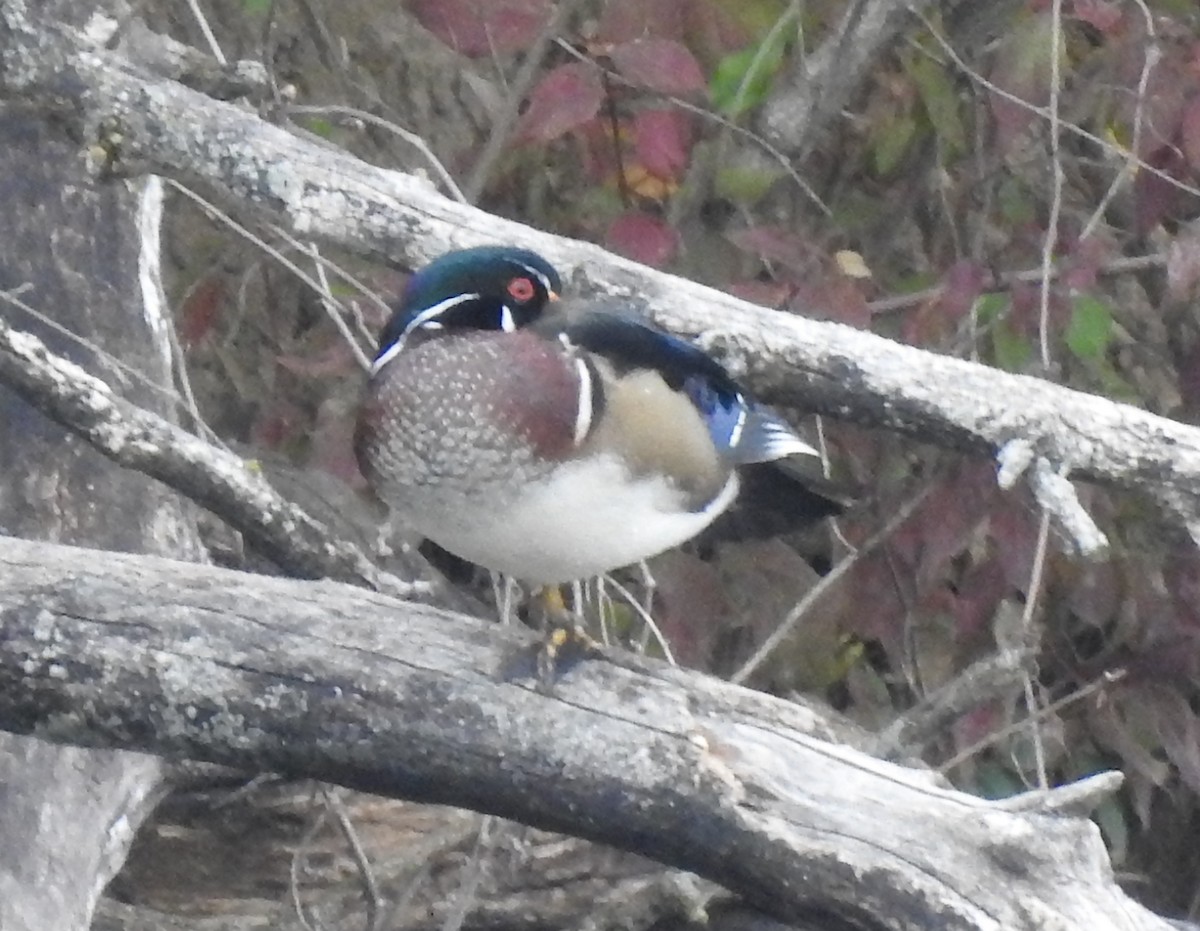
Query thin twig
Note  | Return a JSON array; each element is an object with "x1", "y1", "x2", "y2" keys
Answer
[
  {"x1": 598, "y1": 572, "x2": 677, "y2": 666},
  {"x1": 1080, "y1": 4, "x2": 1159, "y2": 240},
  {"x1": 440, "y1": 816, "x2": 493, "y2": 931},
  {"x1": 322, "y1": 787, "x2": 384, "y2": 931},
  {"x1": 0, "y1": 315, "x2": 424, "y2": 595},
  {"x1": 266, "y1": 222, "x2": 393, "y2": 318},
  {"x1": 168, "y1": 180, "x2": 386, "y2": 369},
  {"x1": 164, "y1": 307, "x2": 225, "y2": 448},
  {"x1": 939, "y1": 668, "x2": 1126, "y2": 774},
  {"x1": 463, "y1": 0, "x2": 586, "y2": 203},
  {"x1": 552, "y1": 38, "x2": 830, "y2": 217},
  {"x1": 307, "y1": 242, "x2": 373, "y2": 372},
  {"x1": 1018, "y1": 509, "x2": 1053, "y2": 790},
  {"x1": 911, "y1": 8, "x2": 1200, "y2": 201},
  {"x1": 167, "y1": 180, "x2": 354, "y2": 317},
  {"x1": 731, "y1": 482, "x2": 936, "y2": 685},
  {"x1": 1037, "y1": 0, "x2": 1064, "y2": 371},
  {"x1": 183, "y1": 0, "x2": 226, "y2": 65},
  {"x1": 867, "y1": 252, "x2": 1168, "y2": 315},
  {"x1": 871, "y1": 647, "x2": 1036, "y2": 759},
  {"x1": 287, "y1": 104, "x2": 467, "y2": 204},
  {"x1": 0, "y1": 286, "x2": 184, "y2": 412},
  {"x1": 291, "y1": 790, "x2": 331, "y2": 931}
]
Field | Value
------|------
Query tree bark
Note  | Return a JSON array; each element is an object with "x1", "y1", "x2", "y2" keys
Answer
[
  {"x1": 0, "y1": 534, "x2": 1172, "y2": 931},
  {"x1": 0, "y1": 5, "x2": 203, "y2": 928}
]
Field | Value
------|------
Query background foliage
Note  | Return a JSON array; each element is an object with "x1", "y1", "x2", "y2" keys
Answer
[{"x1": 149, "y1": 0, "x2": 1200, "y2": 917}]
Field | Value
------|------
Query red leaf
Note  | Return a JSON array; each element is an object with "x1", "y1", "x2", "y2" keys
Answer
[
  {"x1": 594, "y1": 0, "x2": 686, "y2": 44},
  {"x1": 903, "y1": 261, "x2": 985, "y2": 345},
  {"x1": 250, "y1": 399, "x2": 305, "y2": 449},
  {"x1": 726, "y1": 280, "x2": 796, "y2": 307},
  {"x1": 407, "y1": 0, "x2": 551, "y2": 57},
  {"x1": 276, "y1": 342, "x2": 358, "y2": 379},
  {"x1": 1167, "y1": 226, "x2": 1200, "y2": 302},
  {"x1": 515, "y1": 63, "x2": 605, "y2": 143},
  {"x1": 726, "y1": 226, "x2": 819, "y2": 272},
  {"x1": 1072, "y1": 0, "x2": 1123, "y2": 32},
  {"x1": 988, "y1": 13, "x2": 1054, "y2": 153},
  {"x1": 842, "y1": 552, "x2": 907, "y2": 649},
  {"x1": 906, "y1": 463, "x2": 999, "y2": 585},
  {"x1": 989, "y1": 502, "x2": 1039, "y2": 591},
  {"x1": 649, "y1": 550, "x2": 730, "y2": 669},
  {"x1": 1061, "y1": 235, "x2": 1113, "y2": 292},
  {"x1": 1108, "y1": 48, "x2": 1192, "y2": 160},
  {"x1": 1133, "y1": 145, "x2": 1190, "y2": 234},
  {"x1": 178, "y1": 277, "x2": 225, "y2": 347},
  {"x1": 1182, "y1": 95, "x2": 1200, "y2": 170},
  {"x1": 939, "y1": 261, "x2": 987, "y2": 319},
  {"x1": 1175, "y1": 341, "x2": 1200, "y2": 417},
  {"x1": 795, "y1": 278, "x2": 871, "y2": 329},
  {"x1": 632, "y1": 108, "x2": 693, "y2": 179},
  {"x1": 609, "y1": 39, "x2": 707, "y2": 95},
  {"x1": 953, "y1": 558, "x2": 1008, "y2": 641},
  {"x1": 605, "y1": 212, "x2": 678, "y2": 267}
]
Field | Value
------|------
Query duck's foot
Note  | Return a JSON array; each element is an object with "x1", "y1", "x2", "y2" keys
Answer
[
  {"x1": 535, "y1": 617, "x2": 603, "y2": 690},
  {"x1": 494, "y1": 583, "x2": 604, "y2": 688}
]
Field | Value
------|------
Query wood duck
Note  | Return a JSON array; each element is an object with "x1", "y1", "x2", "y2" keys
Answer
[{"x1": 355, "y1": 246, "x2": 841, "y2": 586}]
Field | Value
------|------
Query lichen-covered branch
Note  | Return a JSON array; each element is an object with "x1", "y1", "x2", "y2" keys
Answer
[
  {"x1": 0, "y1": 315, "x2": 419, "y2": 596},
  {"x1": 0, "y1": 534, "x2": 1173, "y2": 931}
]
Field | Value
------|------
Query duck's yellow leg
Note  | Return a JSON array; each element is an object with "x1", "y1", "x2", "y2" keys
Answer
[{"x1": 535, "y1": 584, "x2": 602, "y2": 688}]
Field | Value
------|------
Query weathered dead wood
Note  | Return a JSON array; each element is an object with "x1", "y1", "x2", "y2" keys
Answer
[
  {"x1": 0, "y1": 534, "x2": 1169, "y2": 931},
  {"x1": 0, "y1": 4, "x2": 204, "y2": 923}
]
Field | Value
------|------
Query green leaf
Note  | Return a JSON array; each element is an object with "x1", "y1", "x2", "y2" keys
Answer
[
  {"x1": 708, "y1": 0, "x2": 790, "y2": 37},
  {"x1": 905, "y1": 51, "x2": 966, "y2": 156},
  {"x1": 1067, "y1": 754, "x2": 1129, "y2": 865},
  {"x1": 872, "y1": 113, "x2": 918, "y2": 176},
  {"x1": 710, "y1": 27, "x2": 790, "y2": 116},
  {"x1": 997, "y1": 176, "x2": 1036, "y2": 224},
  {"x1": 975, "y1": 291, "x2": 1008, "y2": 322},
  {"x1": 994, "y1": 324, "x2": 1032, "y2": 371},
  {"x1": 243, "y1": 0, "x2": 271, "y2": 14},
  {"x1": 1092, "y1": 355, "x2": 1140, "y2": 402},
  {"x1": 1065, "y1": 294, "x2": 1113, "y2": 360},
  {"x1": 971, "y1": 761, "x2": 1024, "y2": 800},
  {"x1": 978, "y1": 294, "x2": 1032, "y2": 371},
  {"x1": 714, "y1": 165, "x2": 785, "y2": 205},
  {"x1": 1093, "y1": 795, "x2": 1129, "y2": 865},
  {"x1": 300, "y1": 117, "x2": 335, "y2": 139}
]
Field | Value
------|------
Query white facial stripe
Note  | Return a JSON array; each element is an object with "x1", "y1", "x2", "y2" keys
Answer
[
  {"x1": 572, "y1": 356, "x2": 593, "y2": 447},
  {"x1": 405, "y1": 292, "x2": 480, "y2": 334},
  {"x1": 371, "y1": 338, "x2": 404, "y2": 375},
  {"x1": 370, "y1": 292, "x2": 480, "y2": 375},
  {"x1": 500, "y1": 305, "x2": 516, "y2": 332}
]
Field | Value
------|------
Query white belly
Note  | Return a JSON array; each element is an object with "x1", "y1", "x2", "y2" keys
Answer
[{"x1": 422, "y1": 454, "x2": 739, "y2": 584}]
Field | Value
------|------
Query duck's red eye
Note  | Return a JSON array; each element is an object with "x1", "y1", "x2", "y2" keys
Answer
[{"x1": 507, "y1": 277, "x2": 536, "y2": 303}]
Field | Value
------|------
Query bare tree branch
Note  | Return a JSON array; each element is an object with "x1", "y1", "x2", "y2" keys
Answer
[
  {"x1": 0, "y1": 313, "x2": 421, "y2": 597},
  {"x1": 2, "y1": 5, "x2": 1197, "y2": 544},
  {"x1": 0, "y1": 533, "x2": 1174, "y2": 931},
  {"x1": 757, "y1": 0, "x2": 918, "y2": 157}
]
